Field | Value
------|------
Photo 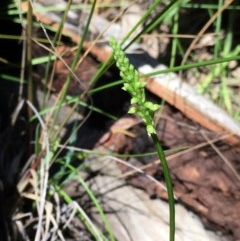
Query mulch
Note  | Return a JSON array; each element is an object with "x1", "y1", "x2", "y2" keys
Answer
[
  {"x1": 27, "y1": 2, "x2": 240, "y2": 239},
  {"x1": 96, "y1": 103, "x2": 240, "y2": 240},
  {"x1": 36, "y1": 42, "x2": 240, "y2": 240}
]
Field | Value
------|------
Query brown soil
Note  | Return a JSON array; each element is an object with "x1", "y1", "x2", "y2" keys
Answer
[
  {"x1": 97, "y1": 104, "x2": 240, "y2": 240},
  {"x1": 34, "y1": 42, "x2": 240, "y2": 240}
]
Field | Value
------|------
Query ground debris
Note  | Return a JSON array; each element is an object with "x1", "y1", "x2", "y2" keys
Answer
[{"x1": 101, "y1": 104, "x2": 240, "y2": 240}]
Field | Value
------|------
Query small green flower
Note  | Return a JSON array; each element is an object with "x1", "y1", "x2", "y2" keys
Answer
[{"x1": 128, "y1": 106, "x2": 137, "y2": 114}]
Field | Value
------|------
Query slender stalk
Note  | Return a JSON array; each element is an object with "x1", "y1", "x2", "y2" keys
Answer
[
  {"x1": 151, "y1": 133, "x2": 175, "y2": 241},
  {"x1": 26, "y1": 1, "x2": 33, "y2": 118}
]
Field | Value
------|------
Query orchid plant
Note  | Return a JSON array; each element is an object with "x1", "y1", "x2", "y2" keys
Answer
[{"x1": 109, "y1": 36, "x2": 175, "y2": 241}]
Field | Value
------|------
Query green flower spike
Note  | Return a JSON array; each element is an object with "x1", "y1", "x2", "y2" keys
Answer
[
  {"x1": 109, "y1": 37, "x2": 160, "y2": 134},
  {"x1": 109, "y1": 36, "x2": 175, "y2": 241}
]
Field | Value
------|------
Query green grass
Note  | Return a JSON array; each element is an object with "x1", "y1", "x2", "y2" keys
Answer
[{"x1": 1, "y1": 0, "x2": 240, "y2": 240}]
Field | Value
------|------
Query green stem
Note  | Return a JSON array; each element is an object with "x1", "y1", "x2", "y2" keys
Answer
[
  {"x1": 151, "y1": 133, "x2": 175, "y2": 241},
  {"x1": 27, "y1": 1, "x2": 33, "y2": 118}
]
